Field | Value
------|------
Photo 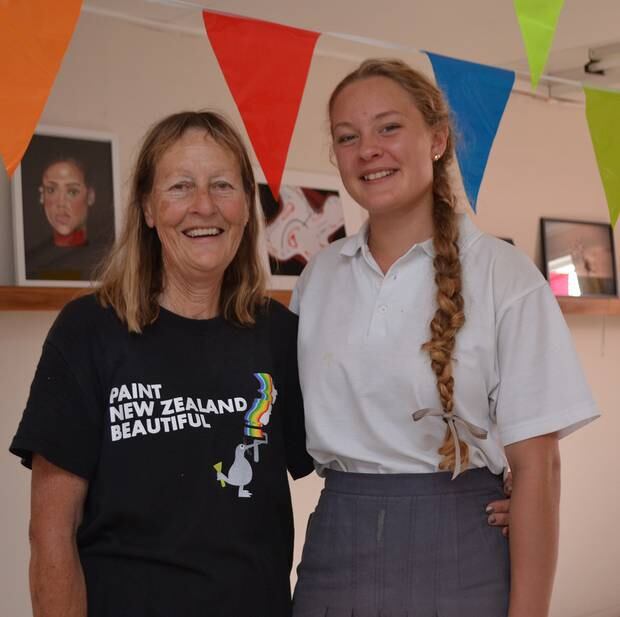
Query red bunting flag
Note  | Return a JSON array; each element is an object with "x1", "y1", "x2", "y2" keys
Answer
[
  {"x1": 0, "y1": 0, "x2": 83, "y2": 176},
  {"x1": 203, "y1": 11, "x2": 319, "y2": 199}
]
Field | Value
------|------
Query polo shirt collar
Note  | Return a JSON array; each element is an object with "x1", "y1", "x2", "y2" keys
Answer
[
  {"x1": 339, "y1": 212, "x2": 482, "y2": 259},
  {"x1": 339, "y1": 221, "x2": 369, "y2": 257}
]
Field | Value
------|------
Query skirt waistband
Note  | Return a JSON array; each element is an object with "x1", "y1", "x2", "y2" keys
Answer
[{"x1": 323, "y1": 467, "x2": 502, "y2": 497}]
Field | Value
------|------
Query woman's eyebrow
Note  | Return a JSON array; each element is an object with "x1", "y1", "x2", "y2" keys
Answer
[
  {"x1": 373, "y1": 110, "x2": 403, "y2": 120},
  {"x1": 332, "y1": 110, "x2": 403, "y2": 130}
]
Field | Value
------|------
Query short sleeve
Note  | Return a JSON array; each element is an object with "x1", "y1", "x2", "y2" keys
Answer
[
  {"x1": 9, "y1": 301, "x2": 104, "y2": 479},
  {"x1": 280, "y1": 318, "x2": 313, "y2": 479},
  {"x1": 289, "y1": 284, "x2": 300, "y2": 315},
  {"x1": 289, "y1": 251, "x2": 318, "y2": 316},
  {"x1": 494, "y1": 284, "x2": 600, "y2": 446}
]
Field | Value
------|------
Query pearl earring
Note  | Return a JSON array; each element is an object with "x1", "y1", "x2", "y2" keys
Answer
[{"x1": 433, "y1": 153, "x2": 441, "y2": 161}]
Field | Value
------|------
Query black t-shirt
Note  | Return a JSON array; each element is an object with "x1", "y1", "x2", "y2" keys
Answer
[{"x1": 10, "y1": 295, "x2": 313, "y2": 617}]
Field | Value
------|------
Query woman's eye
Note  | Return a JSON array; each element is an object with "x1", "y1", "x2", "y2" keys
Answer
[
  {"x1": 169, "y1": 182, "x2": 192, "y2": 193},
  {"x1": 44, "y1": 186, "x2": 55, "y2": 195},
  {"x1": 68, "y1": 189, "x2": 80, "y2": 198},
  {"x1": 211, "y1": 181, "x2": 234, "y2": 192},
  {"x1": 380, "y1": 123, "x2": 401, "y2": 134},
  {"x1": 336, "y1": 134, "x2": 356, "y2": 145}
]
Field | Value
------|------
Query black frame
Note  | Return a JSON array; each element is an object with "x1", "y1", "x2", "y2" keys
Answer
[{"x1": 540, "y1": 217, "x2": 618, "y2": 298}]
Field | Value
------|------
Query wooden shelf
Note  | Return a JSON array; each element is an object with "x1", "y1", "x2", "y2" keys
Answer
[
  {"x1": 1, "y1": 287, "x2": 617, "y2": 316},
  {"x1": 0, "y1": 286, "x2": 90, "y2": 311},
  {"x1": 0, "y1": 286, "x2": 292, "y2": 312},
  {"x1": 556, "y1": 296, "x2": 620, "y2": 316}
]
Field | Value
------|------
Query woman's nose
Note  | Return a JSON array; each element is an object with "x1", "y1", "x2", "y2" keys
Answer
[
  {"x1": 191, "y1": 186, "x2": 217, "y2": 214},
  {"x1": 57, "y1": 190, "x2": 71, "y2": 209},
  {"x1": 359, "y1": 134, "x2": 382, "y2": 161}
]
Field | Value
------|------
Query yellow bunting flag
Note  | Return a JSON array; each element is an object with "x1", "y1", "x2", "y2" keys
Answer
[
  {"x1": 585, "y1": 87, "x2": 620, "y2": 227},
  {"x1": 0, "y1": 0, "x2": 83, "y2": 176},
  {"x1": 513, "y1": 0, "x2": 565, "y2": 90}
]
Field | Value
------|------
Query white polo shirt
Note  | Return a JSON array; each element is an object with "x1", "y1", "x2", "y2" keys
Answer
[{"x1": 290, "y1": 213, "x2": 600, "y2": 475}]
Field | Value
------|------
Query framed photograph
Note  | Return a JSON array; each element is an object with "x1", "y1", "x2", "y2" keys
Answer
[
  {"x1": 540, "y1": 218, "x2": 618, "y2": 298},
  {"x1": 11, "y1": 125, "x2": 121, "y2": 286},
  {"x1": 254, "y1": 169, "x2": 363, "y2": 290}
]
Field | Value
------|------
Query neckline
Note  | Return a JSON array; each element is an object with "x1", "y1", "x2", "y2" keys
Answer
[{"x1": 155, "y1": 304, "x2": 226, "y2": 331}]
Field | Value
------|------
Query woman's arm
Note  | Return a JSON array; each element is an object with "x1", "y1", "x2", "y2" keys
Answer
[
  {"x1": 29, "y1": 454, "x2": 88, "y2": 617},
  {"x1": 504, "y1": 433, "x2": 561, "y2": 617}
]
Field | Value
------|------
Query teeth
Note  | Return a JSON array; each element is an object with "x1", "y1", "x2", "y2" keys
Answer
[
  {"x1": 363, "y1": 170, "x2": 395, "y2": 181},
  {"x1": 185, "y1": 227, "x2": 222, "y2": 238}
]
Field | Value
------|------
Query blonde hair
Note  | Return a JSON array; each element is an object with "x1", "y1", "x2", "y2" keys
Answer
[
  {"x1": 329, "y1": 59, "x2": 467, "y2": 472},
  {"x1": 96, "y1": 111, "x2": 267, "y2": 332}
]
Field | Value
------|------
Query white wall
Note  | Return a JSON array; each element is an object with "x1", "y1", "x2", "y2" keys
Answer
[{"x1": 1, "y1": 10, "x2": 619, "y2": 617}]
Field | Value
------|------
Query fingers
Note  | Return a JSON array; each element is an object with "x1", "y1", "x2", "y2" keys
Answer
[
  {"x1": 487, "y1": 512, "x2": 509, "y2": 527},
  {"x1": 486, "y1": 499, "x2": 510, "y2": 514},
  {"x1": 503, "y1": 470, "x2": 513, "y2": 496},
  {"x1": 486, "y1": 498, "x2": 510, "y2": 536}
]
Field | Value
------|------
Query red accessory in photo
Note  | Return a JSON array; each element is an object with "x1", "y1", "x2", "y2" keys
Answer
[
  {"x1": 202, "y1": 10, "x2": 319, "y2": 200},
  {"x1": 54, "y1": 228, "x2": 87, "y2": 248}
]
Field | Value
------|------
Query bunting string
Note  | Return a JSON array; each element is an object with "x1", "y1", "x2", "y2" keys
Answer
[
  {"x1": 2, "y1": 0, "x2": 616, "y2": 226},
  {"x1": 145, "y1": 0, "x2": 619, "y2": 96}
]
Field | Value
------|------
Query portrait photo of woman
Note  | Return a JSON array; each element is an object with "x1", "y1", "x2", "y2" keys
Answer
[{"x1": 12, "y1": 127, "x2": 119, "y2": 285}]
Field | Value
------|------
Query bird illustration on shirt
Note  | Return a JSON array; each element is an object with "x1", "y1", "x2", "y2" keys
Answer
[{"x1": 213, "y1": 440, "x2": 268, "y2": 498}]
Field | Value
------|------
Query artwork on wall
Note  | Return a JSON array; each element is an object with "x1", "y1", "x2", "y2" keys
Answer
[
  {"x1": 540, "y1": 218, "x2": 618, "y2": 298},
  {"x1": 255, "y1": 170, "x2": 356, "y2": 290},
  {"x1": 11, "y1": 125, "x2": 120, "y2": 287}
]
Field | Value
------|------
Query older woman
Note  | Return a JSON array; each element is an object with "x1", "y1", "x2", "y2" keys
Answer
[{"x1": 10, "y1": 111, "x2": 313, "y2": 617}]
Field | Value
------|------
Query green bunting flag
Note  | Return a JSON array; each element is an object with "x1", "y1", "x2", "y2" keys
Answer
[
  {"x1": 514, "y1": 0, "x2": 565, "y2": 90},
  {"x1": 585, "y1": 87, "x2": 620, "y2": 227}
]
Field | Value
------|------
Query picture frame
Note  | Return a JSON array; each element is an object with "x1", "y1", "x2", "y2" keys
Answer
[
  {"x1": 540, "y1": 217, "x2": 618, "y2": 298},
  {"x1": 254, "y1": 169, "x2": 363, "y2": 290},
  {"x1": 11, "y1": 125, "x2": 121, "y2": 287}
]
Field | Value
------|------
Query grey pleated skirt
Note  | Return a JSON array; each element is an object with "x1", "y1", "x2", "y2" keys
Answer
[{"x1": 292, "y1": 468, "x2": 509, "y2": 617}]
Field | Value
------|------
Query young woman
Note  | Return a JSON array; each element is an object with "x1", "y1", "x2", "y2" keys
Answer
[
  {"x1": 291, "y1": 59, "x2": 599, "y2": 617},
  {"x1": 27, "y1": 156, "x2": 107, "y2": 281},
  {"x1": 38, "y1": 157, "x2": 94, "y2": 247}
]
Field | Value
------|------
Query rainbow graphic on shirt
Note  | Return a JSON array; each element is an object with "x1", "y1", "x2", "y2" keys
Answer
[{"x1": 244, "y1": 373, "x2": 275, "y2": 438}]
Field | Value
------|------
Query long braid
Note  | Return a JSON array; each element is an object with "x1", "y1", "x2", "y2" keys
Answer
[{"x1": 422, "y1": 193, "x2": 467, "y2": 472}]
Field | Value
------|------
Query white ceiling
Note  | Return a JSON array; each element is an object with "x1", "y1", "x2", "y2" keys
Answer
[{"x1": 83, "y1": 0, "x2": 620, "y2": 98}]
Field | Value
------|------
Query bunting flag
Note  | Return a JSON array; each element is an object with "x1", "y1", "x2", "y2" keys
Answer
[
  {"x1": 203, "y1": 11, "x2": 319, "y2": 200},
  {"x1": 585, "y1": 87, "x2": 620, "y2": 227},
  {"x1": 514, "y1": 0, "x2": 565, "y2": 90},
  {"x1": 426, "y1": 52, "x2": 515, "y2": 212},
  {"x1": 0, "y1": 0, "x2": 82, "y2": 176}
]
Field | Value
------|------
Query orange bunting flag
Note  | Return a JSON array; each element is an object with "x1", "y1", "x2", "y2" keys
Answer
[
  {"x1": 0, "y1": 0, "x2": 83, "y2": 176},
  {"x1": 203, "y1": 11, "x2": 319, "y2": 200}
]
